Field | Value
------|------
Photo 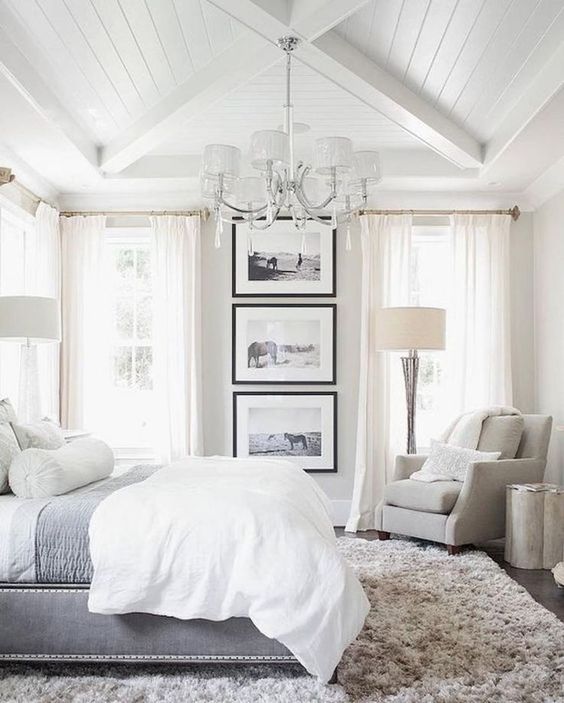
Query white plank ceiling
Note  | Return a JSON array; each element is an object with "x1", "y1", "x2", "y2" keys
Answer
[
  {"x1": 153, "y1": 57, "x2": 420, "y2": 157},
  {"x1": 0, "y1": 0, "x2": 563, "y2": 204},
  {"x1": 1, "y1": 0, "x2": 247, "y2": 143},
  {"x1": 336, "y1": 0, "x2": 564, "y2": 141}
]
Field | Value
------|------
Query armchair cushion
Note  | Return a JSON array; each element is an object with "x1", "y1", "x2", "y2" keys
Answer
[
  {"x1": 477, "y1": 415, "x2": 524, "y2": 459},
  {"x1": 384, "y1": 479, "x2": 462, "y2": 515}
]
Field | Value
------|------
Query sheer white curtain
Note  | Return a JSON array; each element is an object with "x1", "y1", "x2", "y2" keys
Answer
[
  {"x1": 346, "y1": 214, "x2": 412, "y2": 532},
  {"x1": 0, "y1": 202, "x2": 60, "y2": 419},
  {"x1": 150, "y1": 216, "x2": 202, "y2": 463},
  {"x1": 444, "y1": 214, "x2": 512, "y2": 412},
  {"x1": 31, "y1": 202, "x2": 61, "y2": 420},
  {"x1": 60, "y1": 215, "x2": 108, "y2": 430}
]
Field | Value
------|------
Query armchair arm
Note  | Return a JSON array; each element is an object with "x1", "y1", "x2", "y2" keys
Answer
[
  {"x1": 393, "y1": 454, "x2": 428, "y2": 481},
  {"x1": 446, "y1": 458, "x2": 546, "y2": 545}
]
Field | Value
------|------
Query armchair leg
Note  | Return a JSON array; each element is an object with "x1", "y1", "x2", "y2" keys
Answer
[
  {"x1": 446, "y1": 544, "x2": 462, "y2": 556},
  {"x1": 377, "y1": 531, "x2": 391, "y2": 541}
]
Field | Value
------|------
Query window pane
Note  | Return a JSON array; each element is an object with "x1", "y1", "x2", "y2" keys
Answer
[
  {"x1": 136, "y1": 248, "x2": 151, "y2": 291},
  {"x1": 115, "y1": 248, "x2": 135, "y2": 294},
  {"x1": 115, "y1": 298, "x2": 134, "y2": 339},
  {"x1": 113, "y1": 347, "x2": 132, "y2": 388},
  {"x1": 135, "y1": 346, "x2": 153, "y2": 390},
  {"x1": 136, "y1": 296, "x2": 152, "y2": 340}
]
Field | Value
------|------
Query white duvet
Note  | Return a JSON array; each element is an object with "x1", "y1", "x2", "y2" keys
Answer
[{"x1": 88, "y1": 457, "x2": 369, "y2": 682}]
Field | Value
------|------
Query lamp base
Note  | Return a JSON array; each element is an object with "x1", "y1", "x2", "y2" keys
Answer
[
  {"x1": 18, "y1": 342, "x2": 40, "y2": 424},
  {"x1": 401, "y1": 350, "x2": 419, "y2": 454}
]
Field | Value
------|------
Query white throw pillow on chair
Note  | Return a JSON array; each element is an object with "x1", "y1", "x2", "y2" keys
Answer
[{"x1": 411, "y1": 440, "x2": 500, "y2": 483}]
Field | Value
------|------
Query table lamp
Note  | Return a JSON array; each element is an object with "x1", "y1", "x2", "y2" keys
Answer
[
  {"x1": 376, "y1": 306, "x2": 446, "y2": 454},
  {"x1": 0, "y1": 296, "x2": 61, "y2": 422}
]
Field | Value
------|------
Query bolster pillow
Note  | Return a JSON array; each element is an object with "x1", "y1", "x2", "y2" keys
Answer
[{"x1": 9, "y1": 438, "x2": 114, "y2": 498}]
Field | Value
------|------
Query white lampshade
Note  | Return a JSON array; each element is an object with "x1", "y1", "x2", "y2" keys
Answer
[
  {"x1": 314, "y1": 137, "x2": 353, "y2": 174},
  {"x1": 353, "y1": 151, "x2": 381, "y2": 183},
  {"x1": 249, "y1": 130, "x2": 289, "y2": 170},
  {"x1": 376, "y1": 307, "x2": 445, "y2": 351},
  {"x1": 236, "y1": 177, "x2": 267, "y2": 207},
  {"x1": 202, "y1": 144, "x2": 241, "y2": 179},
  {"x1": 0, "y1": 296, "x2": 61, "y2": 343}
]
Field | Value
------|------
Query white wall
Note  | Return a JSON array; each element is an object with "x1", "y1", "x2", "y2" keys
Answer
[
  {"x1": 201, "y1": 219, "x2": 362, "y2": 524},
  {"x1": 534, "y1": 191, "x2": 564, "y2": 483},
  {"x1": 201, "y1": 213, "x2": 537, "y2": 521}
]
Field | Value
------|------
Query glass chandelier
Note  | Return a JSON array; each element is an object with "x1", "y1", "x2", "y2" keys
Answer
[{"x1": 201, "y1": 36, "x2": 381, "y2": 249}]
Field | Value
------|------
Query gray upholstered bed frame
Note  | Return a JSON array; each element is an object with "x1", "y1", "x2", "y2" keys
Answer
[
  {"x1": 0, "y1": 584, "x2": 339, "y2": 683},
  {"x1": 0, "y1": 583, "x2": 295, "y2": 665}
]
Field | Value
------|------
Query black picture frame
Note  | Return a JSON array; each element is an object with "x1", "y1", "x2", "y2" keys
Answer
[
  {"x1": 231, "y1": 216, "x2": 337, "y2": 298},
  {"x1": 232, "y1": 303, "x2": 337, "y2": 385},
  {"x1": 233, "y1": 391, "x2": 338, "y2": 473}
]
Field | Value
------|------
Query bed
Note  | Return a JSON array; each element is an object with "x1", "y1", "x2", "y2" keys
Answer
[
  {"x1": 0, "y1": 459, "x2": 369, "y2": 683},
  {"x1": 0, "y1": 467, "x2": 292, "y2": 666}
]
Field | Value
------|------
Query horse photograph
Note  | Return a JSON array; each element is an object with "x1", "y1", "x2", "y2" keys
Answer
[
  {"x1": 247, "y1": 406, "x2": 322, "y2": 458},
  {"x1": 233, "y1": 304, "x2": 335, "y2": 384},
  {"x1": 247, "y1": 231, "x2": 321, "y2": 283}
]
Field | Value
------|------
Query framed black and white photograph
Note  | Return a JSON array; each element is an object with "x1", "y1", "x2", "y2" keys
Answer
[
  {"x1": 233, "y1": 392, "x2": 337, "y2": 473},
  {"x1": 232, "y1": 304, "x2": 336, "y2": 384},
  {"x1": 232, "y1": 216, "x2": 336, "y2": 297}
]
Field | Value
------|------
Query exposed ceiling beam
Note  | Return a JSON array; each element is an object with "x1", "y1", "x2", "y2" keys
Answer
[
  {"x1": 483, "y1": 38, "x2": 564, "y2": 172},
  {"x1": 103, "y1": 150, "x2": 478, "y2": 181},
  {"x1": 289, "y1": 0, "x2": 372, "y2": 41},
  {"x1": 210, "y1": 0, "x2": 482, "y2": 169},
  {"x1": 102, "y1": 0, "x2": 371, "y2": 173},
  {"x1": 100, "y1": 34, "x2": 280, "y2": 173},
  {"x1": 0, "y1": 22, "x2": 98, "y2": 170}
]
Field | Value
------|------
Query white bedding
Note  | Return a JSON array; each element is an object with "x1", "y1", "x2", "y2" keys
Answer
[{"x1": 88, "y1": 456, "x2": 369, "y2": 682}]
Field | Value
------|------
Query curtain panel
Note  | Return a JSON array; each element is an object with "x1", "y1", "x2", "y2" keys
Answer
[
  {"x1": 60, "y1": 215, "x2": 107, "y2": 430},
  {"x1": 150, "y1": 215, "x2": 203, "y2": 463},
  {"x1": 445, "y1": 214, "x2": 513, "y2": 412},
  {"x1": 346, "y1": 214, "x2": 412, "y2": 532}
]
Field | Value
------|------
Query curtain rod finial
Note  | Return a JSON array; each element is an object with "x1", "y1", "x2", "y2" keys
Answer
[{"x1": 511, "y1": 205, "x2": 520, "y2": 221}]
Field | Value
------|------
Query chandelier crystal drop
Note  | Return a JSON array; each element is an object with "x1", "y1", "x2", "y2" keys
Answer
[{"x1": 200, "y1": 36, "x2": 381, "y2": 239}]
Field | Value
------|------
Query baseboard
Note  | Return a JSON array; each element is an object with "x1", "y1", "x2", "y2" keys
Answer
[{"x1": 331, "y1": 500, "x2": 351, "y2": 527}]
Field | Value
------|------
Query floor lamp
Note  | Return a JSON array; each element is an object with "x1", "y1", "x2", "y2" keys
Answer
[
  {"x1": 0, "y1": 296, "x2": 61, "y2": 423},
  {"x1": 376, "y1": 307, "x2": 446, "y2": 454}
]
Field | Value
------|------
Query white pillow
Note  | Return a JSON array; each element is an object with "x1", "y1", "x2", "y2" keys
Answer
[
  {"x1": 0, "y1": 422, "x2": 21, "y2": 494},
  {"x1": 9, "y1": 438, "x2": 114, "y2": 498},
  {"x1": 11, "y1": 419, "x2": 65, "y2": 451},
  {"x1": 413, "y1": 440, "x2": 501, "y2": 483}
]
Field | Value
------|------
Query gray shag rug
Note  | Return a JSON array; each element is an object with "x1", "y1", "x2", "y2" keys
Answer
[{"x1": 1, "y1": 538, "x2": 563, "y2": 703}]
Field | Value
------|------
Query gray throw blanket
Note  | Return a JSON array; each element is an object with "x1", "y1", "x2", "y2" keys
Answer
[{"x1": 35, "y1": 465, "x2": 159, "y2": 583}]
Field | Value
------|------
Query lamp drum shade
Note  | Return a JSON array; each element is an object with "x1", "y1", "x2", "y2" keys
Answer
[
  {"x1": 376, "y1": 306, "x2": 445, "y2": 351},
  {"x1": 0, "y1": 296, "x2": 61, "y2": 343}
]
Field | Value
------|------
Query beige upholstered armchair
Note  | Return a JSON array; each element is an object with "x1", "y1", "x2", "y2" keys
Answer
[{"x1": 375, "y1": 415, "x2": 552, "y2": 554}]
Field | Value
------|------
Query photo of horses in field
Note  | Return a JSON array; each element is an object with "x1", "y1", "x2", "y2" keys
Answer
[
  {"x1": 246, "y1": 318, "x2": 321, "y2": 371},
  {"x1": 247, "y1": 231, "x2": 321, "y2": 282},
  {"x1": 247, "y1": 406, "x2": 322, "y2": 457}
]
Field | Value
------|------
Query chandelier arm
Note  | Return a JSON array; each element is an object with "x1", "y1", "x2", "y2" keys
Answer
[
  {"x1": 245, "y1": 206, "x2": 283, "y2": 230},
  {"x1": 295, "y1": 165, "x2": 337, "y2": 210},
  {"x1": 300, "y1": 206, "x2": 335, "y2": 227},
  {"x1": 216, "y1": 195, "x2": 269, "y2": 216}
]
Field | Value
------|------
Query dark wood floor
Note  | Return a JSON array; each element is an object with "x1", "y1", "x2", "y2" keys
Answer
[{"x1": 336, "y1": 529, "x2": 564, "y2": 622}]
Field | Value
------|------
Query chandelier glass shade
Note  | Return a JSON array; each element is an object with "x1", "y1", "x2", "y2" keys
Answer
[{"x1": 200, "y1": 36, "x2": 381, "y2": 246}]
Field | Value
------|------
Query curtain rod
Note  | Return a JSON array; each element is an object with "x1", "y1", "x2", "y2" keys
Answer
[
  {"x1": 360, "y1": 205, "x2": 521, "y2": 221},
  {"x1": 59, "y1": 208, "x2": 209, "y2": 219}
]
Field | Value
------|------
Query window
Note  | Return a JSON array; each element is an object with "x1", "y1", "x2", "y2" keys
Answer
[
  {"x1": 102, "y1": 229, "x2": 155, "y2": 456},
  {"x1": 409, "y1": 225, "x2": 449, "y2": 449}
]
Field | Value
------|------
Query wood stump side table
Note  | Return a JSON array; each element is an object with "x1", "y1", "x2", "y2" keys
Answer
[{"x1": 505, "y1": 484, "x2": 564, "y2": 569}]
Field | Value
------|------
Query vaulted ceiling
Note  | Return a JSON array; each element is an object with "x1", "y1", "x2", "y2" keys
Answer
[{"x1": 0, "y1": 0, "x2": 563, "y2": 209}]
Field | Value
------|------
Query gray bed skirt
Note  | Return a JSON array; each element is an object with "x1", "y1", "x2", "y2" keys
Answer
[{"x1": 0, "y1": 583, "x2": 295, "y2": 664}]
